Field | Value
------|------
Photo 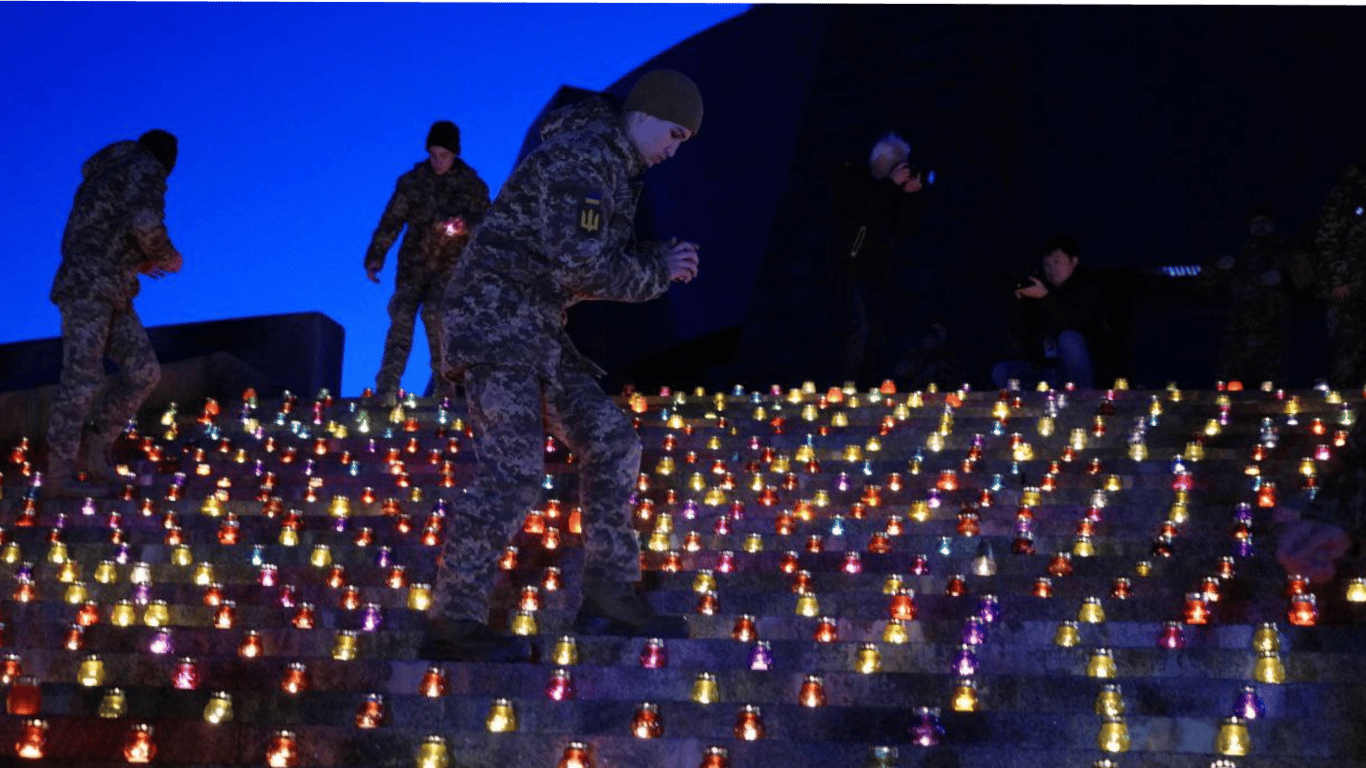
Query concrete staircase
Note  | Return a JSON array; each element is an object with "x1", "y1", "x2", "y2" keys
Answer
[{"x1": 2, "y1": 382, "x2": 1364, "y2": 767}]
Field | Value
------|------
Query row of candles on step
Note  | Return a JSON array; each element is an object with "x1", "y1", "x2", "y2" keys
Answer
[
  {"x1": 8, "y1": 709, "x2": 887, "y2": 768},
  {"x1": 0, "y1": 686, "x2": 1279, "y2": 766}
]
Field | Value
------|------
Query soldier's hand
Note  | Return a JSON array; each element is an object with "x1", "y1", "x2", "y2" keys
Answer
[
  {"x1": 666, "y1": 241, "x2": 700, "y2": 283},
  {"x1": 1333, "y1": 285, "x2": 1351, "y2": 301},
  {"x1": 365, "y1": 262, "x2": 383, "y2": 284},
  {"x1": 1276, "y1": 517, "x2": 1354, "y2": 584},
  {"x1": 1015, "y1": 276, "x2": 1048, "y2": 300},
  {"x1": 141, "y1": 251, "x2": 182, "y2": 279}
]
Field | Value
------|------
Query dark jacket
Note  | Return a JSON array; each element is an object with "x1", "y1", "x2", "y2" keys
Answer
[
  {"x1": 829, "y1": 162, "x2": 921, "y2": 279},
  {"x1": 440, "y1": 97, "x2": 672, "y2": 382},
  {"x1": 1006, "y1": 268, "x2": 1107, "y2": 366},
  {"x1": 52, "y1": 141, "x2": 180, "y2": 309}
]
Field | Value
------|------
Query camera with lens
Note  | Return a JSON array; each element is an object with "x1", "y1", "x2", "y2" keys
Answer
[
  {"x1": 906, "y1": 164, "x2": 937, "y2": 186},
  {"x1": 1012, "y1": 269, "x2": 1043, "y2": 291}
]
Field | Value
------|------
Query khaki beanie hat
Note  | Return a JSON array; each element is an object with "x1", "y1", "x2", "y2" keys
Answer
[{"x1": 623, "y1": 70, "x2": 703, "y2": 135}]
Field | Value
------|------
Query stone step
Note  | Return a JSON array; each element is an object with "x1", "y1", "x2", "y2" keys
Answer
[
  {"x1": 1, "y1": 388, "x2": 1363, "y2": 767},
  {"x1": 0, "y1": 713, "x2": 1362, "y2": 766}
]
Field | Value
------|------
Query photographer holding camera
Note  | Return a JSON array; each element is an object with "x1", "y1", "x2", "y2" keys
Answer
[
  {"x1": 829, "y1": 132, "x2": 929, "y2": 388},
  {"x1": 991, "y1": 235, "x2": 1105, "y2": 390}
]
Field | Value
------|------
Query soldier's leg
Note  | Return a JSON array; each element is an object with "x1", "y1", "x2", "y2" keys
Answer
[
  {"x1": 418, "y1": 275, "x2": 449, "y2": 399},
  {"x1": 46, "y1": 300, "x2": 115, "y2": 495},
  {"x1": 430, "y1": 366, "x2": 546, "y2": 624},
  {"x1": 547, "y1": 367, "x2": 685, "y2": 637},
  {"x1": 80, "y1": 308, "x2": 160, "y2": 483},
  {"x1": 1330, "y1": 305, "x2": 1366, "y2": 389},
  {"x1": 91, "y1": 307, "x2": 160, "y2": 434},
  {"x1": 544, "y1": 368, "x2": 641, "y2": 584},
  {"x1": 1215, "y1": 317, "x2": 1249, "y2": 383},
  {"x1": 375, "y1": 278, "x2": 422, "y2": 397}
]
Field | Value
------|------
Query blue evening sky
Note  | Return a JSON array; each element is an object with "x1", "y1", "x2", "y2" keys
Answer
[{"x1": 0, "y1": 2, "x2": 747, "y2": 395}]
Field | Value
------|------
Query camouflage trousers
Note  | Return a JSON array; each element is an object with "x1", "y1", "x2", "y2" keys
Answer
[
  {"x1": 1328, "y1": 300, "x2": 1366, "y2": 389},
  {"x1": 431, "y1": 364, "x2": 643, "y2": 623},
  {"x1": 1216, "y1": 322, "x2": 1289, "y2": 387},
  {"x1": 375, "y1": 271, "x2": 447, "y2": 395},
  {"x1": 47, "y1": 299, "x2": 160, "y2": 474}
]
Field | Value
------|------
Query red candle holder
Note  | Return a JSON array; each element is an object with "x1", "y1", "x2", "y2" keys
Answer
[
  {"x1": 355, "y1": 694, "x2": 386, "y2": 728},
  {"x1": 419, "y1": 666, "x2": 448, "y2": 697}
]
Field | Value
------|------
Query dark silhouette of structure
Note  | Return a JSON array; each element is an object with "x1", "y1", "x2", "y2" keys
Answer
[{"x1": 556, "y1": 5, "x2": 1365, "y2": 392}]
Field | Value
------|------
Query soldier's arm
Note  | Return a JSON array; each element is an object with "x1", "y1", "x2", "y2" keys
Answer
[
  {"x1": 538, "y1": 155, "x2": 670, "y2": 304},
  {"x1": 127, "y1": 157, "x2": 181, "y2": 269},
  {"x1": 463, "y1": 171, "x2": 491, "y2": 226},
  {"x1": 364, "y1": 178, "x2": 411, "y2": 270},
  {"x1": 1314, "y1": 182, "x2": 1351, "y2": 291}
]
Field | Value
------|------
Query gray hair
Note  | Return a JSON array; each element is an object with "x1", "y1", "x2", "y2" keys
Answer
[{"x1": 869, "y1": 132, "x2": 910, "y2": 179}]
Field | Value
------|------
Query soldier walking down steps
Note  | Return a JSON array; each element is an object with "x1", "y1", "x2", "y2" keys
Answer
[
  {"x1": 421, "y1": 71, "x2": 704, "y2": 662},
  {"x1": 45, "y1": 129, "x2": 184, "y2": 499},
  {"x1": 364, "y1": 120, "x2": 490, "y2": 406}
]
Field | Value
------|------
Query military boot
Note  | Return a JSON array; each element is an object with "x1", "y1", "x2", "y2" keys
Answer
[
  {"x1": 43, "y1": 466, "x2": 114, "y2": 499},
  {"x1": 432, "y1": 380, "x2": 463, "y2": 404},
  {"x1": 373, "y1": 389, "x2": 399, "y2": 409},
  {"x1": 574, "y1": 577, "x2": 689, "y2": 638},
  {"x1": 78, "y1": 428, "x2": 130, "y2": 487}
]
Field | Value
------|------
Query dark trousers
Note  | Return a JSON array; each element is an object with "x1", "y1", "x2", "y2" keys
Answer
[{"x1": 836, "y1": 274, "x2": 891, "y2": 388}]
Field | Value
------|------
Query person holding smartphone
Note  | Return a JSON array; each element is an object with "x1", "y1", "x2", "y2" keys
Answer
[{"x1": 991, "y1": 235, "x2": 1105, "y2": 390}]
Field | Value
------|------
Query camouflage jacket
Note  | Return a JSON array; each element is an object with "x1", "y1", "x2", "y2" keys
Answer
[
  {"x1": 51, "y1": 141, "x2": 180, "y2": 309},
  {"x1": 1221, "y1": 233, "x2": 1295, "y2": 327},
  {"x1": 1313, "y1": 164, "x2": 1366, "y2": 299},
  {"x1": 364, "y1": 158, "x2": 490, "y2": 279},
  {"x1": 442, "y1": 97, "x2": 672, "y2": 381}
]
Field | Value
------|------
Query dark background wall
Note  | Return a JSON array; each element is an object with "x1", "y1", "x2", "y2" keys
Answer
[{"x1": 560, "y1": 5, "x2": 1366, "y2": 392}]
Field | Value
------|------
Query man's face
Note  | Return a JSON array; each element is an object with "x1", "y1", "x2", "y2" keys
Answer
[
  {"x1": 428, "y1": 146, "x2": 455, "y2": 176},
  {"x1": 1042, "y1": 249, "x2": 1079, "y2": 286},
  {"x1": 626, "y1": 114, "x2": 692, "y2": 168}
]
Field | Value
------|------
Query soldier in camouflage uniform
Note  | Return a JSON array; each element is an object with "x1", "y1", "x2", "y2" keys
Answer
[
  {"x1": 1313, "y1": 160, "x2": 1366, "y2": 388},
  {"x1": 46, "y1": 130, "x2": 184, "y2": 498},
  {"x1": 364, "y1": 121, "x2": 490, "y2": 405},
  {"x1": 420, "y1": 71, "x2": 704, "y2": 662},
  {"x1": 1213, "y1": 209, "x2": 1299, "y2": 386}
]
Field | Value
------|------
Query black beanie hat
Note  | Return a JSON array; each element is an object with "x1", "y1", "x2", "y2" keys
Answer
[
  {"x1": 426, "y1": 121, "x2": 460, "y2": 155},
  {"x1": 623, "y1": 70, "x2": 703, "y2": 135},
  {"x1": 137, "y1": 129, "x2": 177, "y2": 175}
]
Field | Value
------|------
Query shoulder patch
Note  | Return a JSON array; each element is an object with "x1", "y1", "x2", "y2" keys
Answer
[{"x1": 578, "y1": 192, "x2": 604, "y2": 235}]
